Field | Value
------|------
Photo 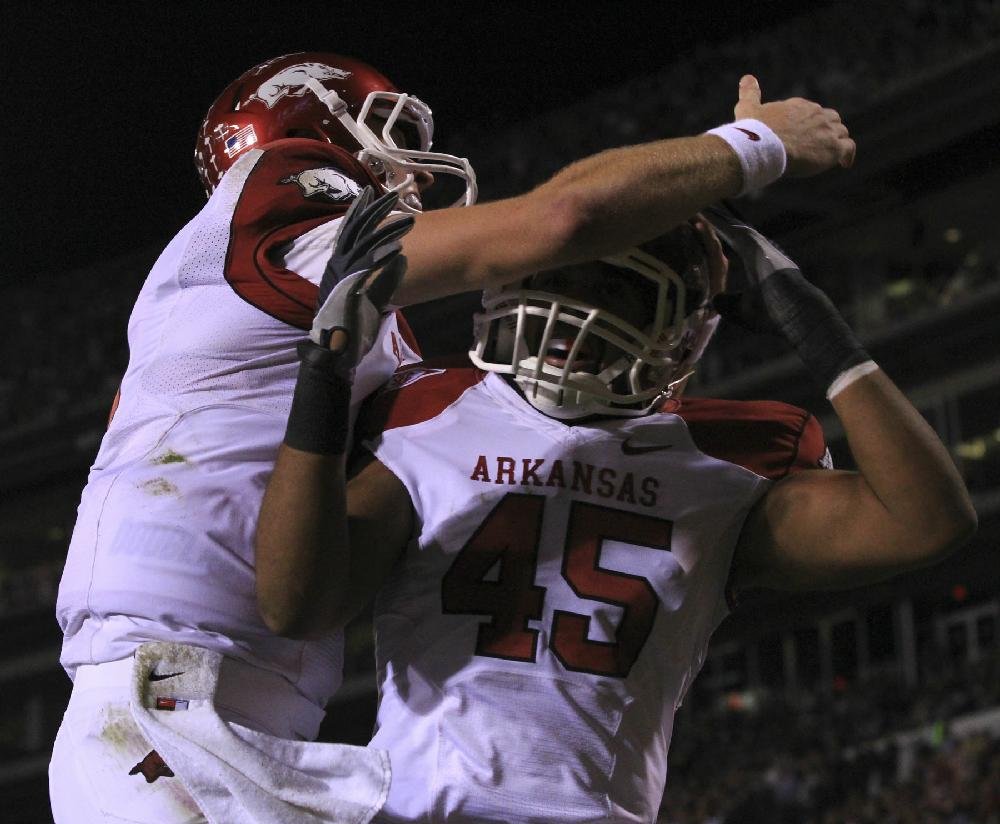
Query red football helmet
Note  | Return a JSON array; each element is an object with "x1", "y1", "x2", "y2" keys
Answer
[{"x1": 194, "y1": 52, "x2": 477, "y2": 211}]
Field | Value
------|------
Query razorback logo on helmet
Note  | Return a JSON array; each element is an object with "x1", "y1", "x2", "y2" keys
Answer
[
  {"x1": 246, "y1": 63, "x2": 353, "y2": 109},
  {"x1": 279, "y1": 168, "x2": 362, "y2": 202}
]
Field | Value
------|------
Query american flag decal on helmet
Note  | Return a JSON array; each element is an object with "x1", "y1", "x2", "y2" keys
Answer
[{"x1": 224, "y1": 125, "x2": 258, "y2": 157}]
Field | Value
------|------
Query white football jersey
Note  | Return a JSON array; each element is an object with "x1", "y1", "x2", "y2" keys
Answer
[
  {"x1": 361, "y1": 368, "x2": 828, "y2": 823},
  {"x1": 56, "y1": 139, "x2": 420, "y2": 715}
]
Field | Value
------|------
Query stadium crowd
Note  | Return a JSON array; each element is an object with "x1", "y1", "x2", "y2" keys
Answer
[{"x1": 659, "y1": 649, "x2": 1000, "y2": 823}]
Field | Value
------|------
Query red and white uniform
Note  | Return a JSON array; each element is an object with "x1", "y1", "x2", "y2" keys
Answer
[
  {"x1": 360, "y1": 368, "x2": 827, "y2": 823},
  {"x1": 55, "y1": 139, "x2": 420, "y2": 731}
]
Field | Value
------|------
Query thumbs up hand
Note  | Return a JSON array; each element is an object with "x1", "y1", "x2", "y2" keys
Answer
[{"x1": 733, "y1": 74, "x2": 856, "y2": 176}]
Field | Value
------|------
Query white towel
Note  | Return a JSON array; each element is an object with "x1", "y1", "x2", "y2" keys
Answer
[{"x1": 128, "y1": 642, "x2": 390, "y2": 824}]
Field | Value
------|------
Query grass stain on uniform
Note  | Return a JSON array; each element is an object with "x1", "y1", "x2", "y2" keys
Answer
[
  {"x1": 151, "y1": 450, "x2": 187, "y2": 465},
  {"x1": 100, "y1": 705, "x2": 140, "y2": 751},
  {"x1": 138, "y1": 478, "x2": 180, "y2": 497}
]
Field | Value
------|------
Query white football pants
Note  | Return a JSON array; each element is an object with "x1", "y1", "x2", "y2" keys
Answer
[{"x1": 49, "y1": 643, "x2": 390, "y2": 824}]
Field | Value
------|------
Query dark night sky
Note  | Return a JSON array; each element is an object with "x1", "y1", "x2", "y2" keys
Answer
[{"x1": 6, "y1": 1, "x2": 828, "y2": 280}]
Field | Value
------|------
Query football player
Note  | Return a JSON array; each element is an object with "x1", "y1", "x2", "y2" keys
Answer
[
  {"x1": 52, "y1": 48, "x2": 856, "y2": 822},
  {"x1": 255, "y1": 203, "x2": 976, "y2": 822}
]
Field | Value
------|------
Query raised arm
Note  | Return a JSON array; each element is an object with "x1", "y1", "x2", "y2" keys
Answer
[
  {"x1": 710, "y1": 211, "x2": 977, "y2": 592},
  {"x1": 255, "y1": 189, "x2": 415, "y2": 637},
  {"x1": 736, "y1": 371, "x2": 976, "y2": 590},
  {"x1": 393, "y1": 75, "x2": 856, "y2": 304}
]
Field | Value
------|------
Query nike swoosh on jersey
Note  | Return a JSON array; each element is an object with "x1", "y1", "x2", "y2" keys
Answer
[
  {"x1": 148, "y1": 671, "x2": 184, "y2": 682},
  {"x1": 621, "y1": 440, "x2": 674, "y2": 455}
]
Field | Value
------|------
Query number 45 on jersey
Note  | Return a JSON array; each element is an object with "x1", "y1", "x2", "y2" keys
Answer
[{"x1": 442, "y1": 493, "x2": 675, "y2": 679}]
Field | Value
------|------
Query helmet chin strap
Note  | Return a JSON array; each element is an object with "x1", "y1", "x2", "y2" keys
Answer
[
  {"x1": 305, "y1": 77, "x2": 350, "y2": 118},
  {"x1": 355, "y1": 152, "x2": 423, "y2": 212},
  {"x1": 662, "y1": 369, "x2": 695, "y2": 400},
  {"x1": 304, "y1": 78, "x2": 419, "y2": 210},
  {"x1": 306, "y1": 78, "x2": 392, "y2": 152}
]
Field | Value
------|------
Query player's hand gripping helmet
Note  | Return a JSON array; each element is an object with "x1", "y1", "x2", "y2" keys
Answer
[
  {"x1": 195, "y1": 52, "x2": 477, "y2": 212},
  {"x1": 470, "y1": 223, "x2": 721, "y2": 419}
]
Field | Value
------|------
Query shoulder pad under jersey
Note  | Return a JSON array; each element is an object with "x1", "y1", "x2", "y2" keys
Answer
[
  {"x1": 225, "y1": 139, "x2": 381, "y2": 330},
  {"x1": 666, "y1": 396, "x2": 829, "y2": 479},
  {"x1": 356, "y1": 367, "x2": 486, "y2": 442}
]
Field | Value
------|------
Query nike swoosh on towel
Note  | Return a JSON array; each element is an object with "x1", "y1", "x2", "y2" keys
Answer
[{"x1": 148, "y1": 671, "x2": 184, "y2": 682}]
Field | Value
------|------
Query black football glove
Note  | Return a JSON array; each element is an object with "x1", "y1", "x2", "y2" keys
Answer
[
  {"x1": 285, "y1": 187, "x2": 414, "y2": 455},
  {"x1": 703, "y1": 203, "x2": 870, "y2": 394},
  {"x1": 311, "y1": 186, "x2": 415, "y2": 357}
]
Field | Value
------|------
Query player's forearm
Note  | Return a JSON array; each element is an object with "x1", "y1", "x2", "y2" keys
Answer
[
  {"x1": 255, "y1": 445, "x2": 351, "y2": 639},
  {"x1": 396, "y1": 75, "x2": 854, "y2": 306},
  {"x1": 392, "y1": 135, "x2": 742, "y2": 305},
  {"x1": 721, "y1": 208, "x2": 974, "y2": 592},
  {"x1": 831, "y1": 369, "x2": 976, "y2": 566},
  {"x1": 255, "y1": 189, "x2": 410, "y2": 637},
  {"x1": 535, "y1": 135, "x2": 744, "y2": 263}
]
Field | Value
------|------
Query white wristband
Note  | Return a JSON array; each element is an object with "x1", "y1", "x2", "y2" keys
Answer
[
  {"x1": 705, "y1": 119, "x2": 787, "y2": 195},
  {"x1": 826, "y1": 360, "x2": 880, "y2": 400}
]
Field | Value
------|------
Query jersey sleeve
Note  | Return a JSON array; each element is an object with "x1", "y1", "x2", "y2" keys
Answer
[
  {"x1": 224, "y1": 139, "x2": 381, "y2": 330},
  {"x1": 668, "y1": 397, "x2": 830, "y2": 612},
  {"x1": 671, "y1": 396, "x2": 830, "y2": 480}
]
